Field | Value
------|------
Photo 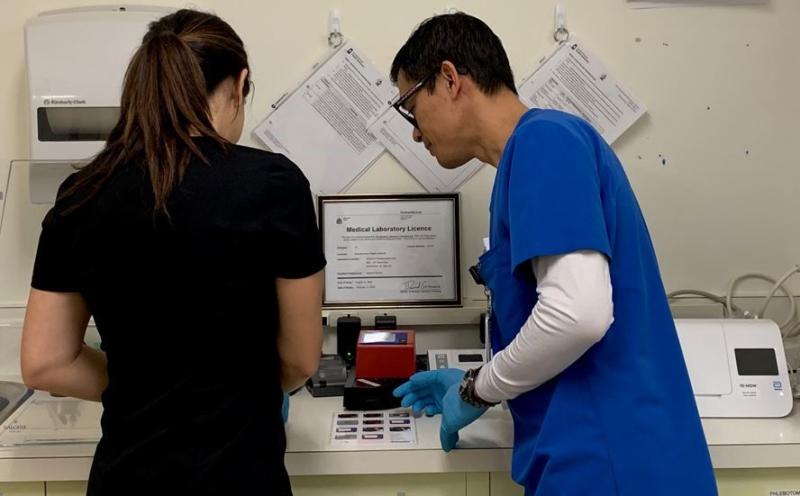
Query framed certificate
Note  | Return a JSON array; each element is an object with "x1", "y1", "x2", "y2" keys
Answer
[{"x1": 318, "y1": 194, "x2": 461, "y2": 308}]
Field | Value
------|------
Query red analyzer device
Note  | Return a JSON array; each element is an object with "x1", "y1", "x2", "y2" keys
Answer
[
  {"x1": 355, "y1": 330, "x2": 416, "y2": 379},
  {"x1": 344, "y1": 330, "x2": 417, "y2": 410}
]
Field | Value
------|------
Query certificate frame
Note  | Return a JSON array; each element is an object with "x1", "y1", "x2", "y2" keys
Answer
[{"x1": 318, "y1": 193, "x2": 461, "y2": 309}]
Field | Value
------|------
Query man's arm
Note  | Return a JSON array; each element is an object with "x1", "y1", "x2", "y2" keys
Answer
[{"x1": 475, "y1": 250, "x2": 613, "y2": 403}]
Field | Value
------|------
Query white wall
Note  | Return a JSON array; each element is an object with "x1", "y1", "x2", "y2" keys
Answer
[{"x1": 1, "y1": 0, "x2": 798, "y2": 324}]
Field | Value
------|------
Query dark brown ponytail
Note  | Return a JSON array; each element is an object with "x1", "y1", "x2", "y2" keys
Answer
[{"x1": 61, "y1": 9, "x2": 251, "y2": 216}]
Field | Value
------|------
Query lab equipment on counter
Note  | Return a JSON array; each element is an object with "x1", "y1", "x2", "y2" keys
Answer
[
  {"x1": 306, "y1": 354, "x2": 348, "y2": 397},
  {"x1": 427, "y1": 349, "x2": 486, "y2": 371},
  {"x1": 343, "y1": 330, "x2": 416, "y2": 410},
  {"x1": 355, "y1": 330, "x2": 415, "y2": 379},
  {"x1": 675, "y1": 319, "x2": 793, "y2": 418},
  {"x1": 336, "y1": 315, "x2": 361, "y2": 366},
  {"x1": 374, "y1": 314, "x2": 397, "y2": 330}
]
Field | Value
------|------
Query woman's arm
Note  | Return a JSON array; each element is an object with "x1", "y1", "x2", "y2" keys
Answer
[
  {"x1": 276, "y1": 269, "x2": 324, "y2": 392},
  {"x1": 21, "y1": 289, "x2": 107, "y2": 401}
]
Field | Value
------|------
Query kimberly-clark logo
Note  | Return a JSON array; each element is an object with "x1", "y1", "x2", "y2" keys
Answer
[{"x1": 43, "y1": 98, "x2": 86, "y2": 105}]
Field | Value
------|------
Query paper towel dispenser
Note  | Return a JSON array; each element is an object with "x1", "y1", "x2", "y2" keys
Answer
[{"x1": 25, "y1": 6, "x2": 170, "y2": 203}]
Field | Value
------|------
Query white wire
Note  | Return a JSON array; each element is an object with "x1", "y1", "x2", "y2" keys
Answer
[
  {"x1": 667, "y1": 289, "x2": 745, "y2": 318},
  {"x1": 726, "y1": 273, "x2": 768, "y2": 318},
  {"x1": 670, "y1": 265, "x2": 800, "y2": 337},
  {"x1": 756, "y1": 264, "x2": 800, "y2": 320},
  {"x1": 725, "y1": 272, "x2": 797, "y2": 332},
  {"x1": 787, "y1": 319, "x2": 800, "y2": 339},
  {"x1": 0, "y1": 161, "x2": 12, "y2": 238}
]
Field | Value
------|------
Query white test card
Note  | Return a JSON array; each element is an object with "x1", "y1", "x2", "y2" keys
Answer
[{"x1": 329, "y1": 410, "x2": 417, "y2": 446}]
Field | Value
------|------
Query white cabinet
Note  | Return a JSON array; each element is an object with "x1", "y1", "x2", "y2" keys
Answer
[
  {"x1": 716, "y1": 468, "x2": 800, "y2": 496},
  {"x1": 489, "y1": 473, "x2": 524, "y2": 496},
  {"x1": 43, "y1": 482, "x2": 86, "y2": 495},
  {"x1": 0, "y1": 482, "x2": 44, "y2": 496},
  {"x1": 6, "y1": 470, "x2": 800, "y2": 495},
  {"x1": 290, "y1": 472, "x2": 524, "y2": 496},
  {"x1": 290, "y1": 473, "x2": 466, "y2": 496}
]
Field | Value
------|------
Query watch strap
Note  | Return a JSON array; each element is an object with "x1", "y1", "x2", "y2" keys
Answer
[{"x1": 459, "y1": 366, "x2": 499, "y2": 408}]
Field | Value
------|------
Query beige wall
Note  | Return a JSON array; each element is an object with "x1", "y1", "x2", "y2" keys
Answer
[{"x1": 1, "y1": 0, "x2": 798, "y2": 322}]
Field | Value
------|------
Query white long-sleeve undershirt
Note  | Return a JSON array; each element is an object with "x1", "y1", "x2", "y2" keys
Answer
[{"x1": 474, "y1": 250, "x2": 614, "y2": 404}]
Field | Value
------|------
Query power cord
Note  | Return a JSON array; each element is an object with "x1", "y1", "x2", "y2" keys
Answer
[
  {"x1": 753, "y1": 265, "x2": 800, "y2": 338},
  {"x1": 666, "y1": 289, "x2": 750, "y2": 318},
  {"x1": 668, "y1": 264, "x2": 800, "y2": 337},
  {"x1": 724, "y1": 267, "x2": 800, "y2": 338}
]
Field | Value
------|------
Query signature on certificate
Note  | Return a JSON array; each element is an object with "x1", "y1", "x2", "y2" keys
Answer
[{"x1": 401, "y1": 279, "x2": 440, "y2": 291}]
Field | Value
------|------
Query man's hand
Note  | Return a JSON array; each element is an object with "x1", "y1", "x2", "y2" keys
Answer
[
  {"x1": 393, "y1": 369, "x2": 463, "y2": 416},
  {"x1": 393, "y1": 369, "x2": 488, "y2": 451},
  {"x1": 439, "y1": 380, "x2": 487, "y2": 451}
]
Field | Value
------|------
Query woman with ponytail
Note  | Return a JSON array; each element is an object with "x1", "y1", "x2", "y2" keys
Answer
[{"x1": 20, "y1": 9, "x2": 324, "y2": 494}]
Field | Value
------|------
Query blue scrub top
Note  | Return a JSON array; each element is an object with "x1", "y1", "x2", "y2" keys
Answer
[{"x1": 479, "y1": 109, "x2": 717, "y2": 495}]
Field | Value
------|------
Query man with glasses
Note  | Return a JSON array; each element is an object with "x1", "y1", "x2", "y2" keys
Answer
[{"x1": 391, "y1": 12, "x2": 717, "y2": 495}]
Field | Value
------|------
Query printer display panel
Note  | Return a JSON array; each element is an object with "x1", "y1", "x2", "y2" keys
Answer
[{"x1": 734, "y1": 348, "x2": 779, "y2": 376}]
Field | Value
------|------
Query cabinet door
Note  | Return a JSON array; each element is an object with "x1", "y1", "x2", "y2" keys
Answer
[
  {"x1": 466, "y1": 473, "x2": 489, "y2": 496},
  {"x1": 716, "y1": 468, "x2": 800, "y2": 496},
  {"x1": 0, "y1": 482, "x2": 45, "y2": 496},
  {"x1": 489, "y1": 472, "x2": 524, "y2": 496},
  {"x1": 290, "y1": 473, "x2": 466, "y2": 496},
  {"x1": 44, "y1": 482, "x2": 87, "y2": 495}
]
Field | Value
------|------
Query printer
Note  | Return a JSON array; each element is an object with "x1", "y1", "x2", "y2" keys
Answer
[
  {"x1": 675, "y1": 319, "x2": 793, "y2": 418},
  {"x1": 25, "y1": 6, "x2": 170, "y2": 203}
]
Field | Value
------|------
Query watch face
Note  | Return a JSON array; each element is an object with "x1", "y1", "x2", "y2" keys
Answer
[
  {"x1": 459, "y1": 369, "x2": 476, "y2": 402},
  {"x1": 458, "y1": 367, "x2": 495, "y2": 408}
]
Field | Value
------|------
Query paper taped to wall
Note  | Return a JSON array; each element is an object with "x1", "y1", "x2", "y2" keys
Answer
[
  {"x1": 252, "y1": 41, "x2": 395, "y2": 194},
  {"x1": 518, "y1": 38, "x2": 647, "y2": 144}
]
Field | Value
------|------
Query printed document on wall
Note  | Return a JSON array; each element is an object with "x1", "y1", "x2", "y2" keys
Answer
[
  {"x1": 518, "y1": 38, "x2": 646, "y2": 144},
  {"x1": 252, "y1": 41, "x2": 395, "y2": 194},
  {"x1": 629, "y1": 0, "x2": 765, "y2": 8},
  {"x1": 370, "y1": 110, "x2": 483, "y2": 192}
]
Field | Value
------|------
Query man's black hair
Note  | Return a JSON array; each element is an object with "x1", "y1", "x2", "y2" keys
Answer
[{"x1": 390, "y1": 12, "x2": 517, "y2": 95}]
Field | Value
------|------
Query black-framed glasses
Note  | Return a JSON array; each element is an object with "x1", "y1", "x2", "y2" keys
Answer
[{"x1": 390, "y1": 71, "x2": 437, "y2": 130}]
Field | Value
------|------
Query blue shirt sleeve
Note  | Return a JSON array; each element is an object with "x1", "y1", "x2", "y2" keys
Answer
[
  {"x1": 268, "y1": 155, "x2": 327, "y2": 279},
  {"x1": 507, "y1": 119, "x2": 611, "y2": 274}
]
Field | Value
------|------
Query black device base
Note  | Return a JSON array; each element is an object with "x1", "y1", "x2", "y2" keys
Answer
[
  {"x1": 307, "y1": 383, "x2": 345, "y2": 398},
  {"x1": 305, "y1": 354, "x2": 348, "y2": 398},
  {"x1": 343, "y1": 374, "x2": 405, "y2": 411}
]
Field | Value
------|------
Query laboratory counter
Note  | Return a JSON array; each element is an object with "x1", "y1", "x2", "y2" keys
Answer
[{"x1": 1, "y1": 387, "x2": 799, "y2": 482}]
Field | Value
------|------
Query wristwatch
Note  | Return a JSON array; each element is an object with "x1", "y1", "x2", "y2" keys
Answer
[{"x1": 459, "y1": 366, "x2": 500, "y2": 408}]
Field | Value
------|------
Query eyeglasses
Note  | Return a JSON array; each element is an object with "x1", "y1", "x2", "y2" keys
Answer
[{"x1": 390, "y1": 71, "x2": 437, "y2": 130}]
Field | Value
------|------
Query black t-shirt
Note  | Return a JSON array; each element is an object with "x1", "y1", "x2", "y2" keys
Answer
[{"x1": 31, "y1": 138, "x2": 325, "y2": 495}]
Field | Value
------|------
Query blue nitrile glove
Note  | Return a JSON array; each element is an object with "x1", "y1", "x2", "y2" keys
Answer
[
  {"x1": 393, "y1": 369, "x2": 464, "y2": 417},
  {"x1": 438, "y1": 381, "x2": 487, "y2": 452},
  {"x1": 393, "y1": 369, "x2": 487, "y2": 452},
  {"x1": 282, "y1": 392, "x2": 290, "y2": 424}
]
